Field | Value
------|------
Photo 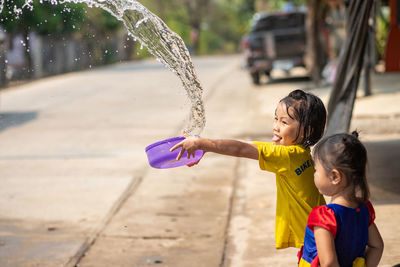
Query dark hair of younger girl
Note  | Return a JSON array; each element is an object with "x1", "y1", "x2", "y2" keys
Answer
[
  {"x1": 312, "y1": 131, "x2": 370, "y2": 203},
  {"x1": 280, "y1": 89, "x2": 326, "y2": 147}
]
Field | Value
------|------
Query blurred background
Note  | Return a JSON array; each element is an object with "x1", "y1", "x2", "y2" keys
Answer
[
  {"x1": 0, "y1": 2, "x2": 399, "y2": 266},
  {"x1": 0, "y1": 0, "x2": 396, "y2": 88}
]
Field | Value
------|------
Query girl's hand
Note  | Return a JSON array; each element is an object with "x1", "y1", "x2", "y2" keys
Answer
[
  {"x1": 170, "y1": 131, "x2": 204, "y2": 162},
  {"x1": 366, "y1": 223, "x2": 384, "y2": 267}
]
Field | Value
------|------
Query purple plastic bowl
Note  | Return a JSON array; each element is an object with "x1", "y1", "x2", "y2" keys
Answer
[{"x1": 145, "y1": 136, "x2": 204, "y2": 169}]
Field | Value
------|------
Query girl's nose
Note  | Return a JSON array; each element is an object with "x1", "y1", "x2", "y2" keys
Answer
[{"x1": 273, "y1": 121, "x2": 279, "y2": 131}]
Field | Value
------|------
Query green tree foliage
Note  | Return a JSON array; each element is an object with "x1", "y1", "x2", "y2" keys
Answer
[
  {"x1": 82, "y1": 8, "x2": 125, "y2": 63},
  {"x1": 0, "y1": 0, "x2": 86, "y2": 36},
  {"x1": 0, "y1": 1, "x2": 125, "y2": 72},
  {"x1": 0, "y1": 0, "x2": 87, "y2": 77},
  {"x1": 0, "y1": 0, "x2": 255, "y2": 56},
  {"x1": 203, "y1": 0, "x2": 256, "y2": 53},
  {"x1": 84, "y1": 8, "x2": 122, "y2": 36},
  {"x1": 256, "y1": 0, "x2": 305, "y2": 12},
  {"x1": 139, "y1": 0, "x2": 256, "y2": 54},
  {"x1": 376, "y1": 4, "x2": 390, "y2": 60}
]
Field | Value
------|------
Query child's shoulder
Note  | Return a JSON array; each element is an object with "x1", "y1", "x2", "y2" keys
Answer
[
  {"x1": 286, "y1": 144, "x2": 310, "y2": 153},
  {"x1": 307, "y1": 205, "x2": 337, "y2": 235},
  {"x1": 311, "y1": 204, "x2": 334, "y2": 215},
  {"x1": 254, "y1": 141, "x2": 309, "y2": 153},
  {"x1": 254, "y1": 142, "x2": 310, "y2": 162}
]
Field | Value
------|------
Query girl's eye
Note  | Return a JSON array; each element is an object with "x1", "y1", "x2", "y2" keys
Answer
[{"x1": 282, "y1": 120, "x2": 287, "y2": 125}]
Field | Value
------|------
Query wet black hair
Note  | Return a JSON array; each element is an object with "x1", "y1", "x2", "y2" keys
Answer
[
  {"x1": 312, "y1": 131, "x2": 370, "y2": 203},
  {"x1": 280, "y1": 89, "x2": 326, "y2": 147}
]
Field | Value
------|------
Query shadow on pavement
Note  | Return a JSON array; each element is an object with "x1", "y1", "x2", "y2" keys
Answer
[
  {"x1": 0, "y1": 111, "x2": 38, "y2": 132},
  {"x1": 365, "y1": 139, "x2": 400, "y2": 203}
]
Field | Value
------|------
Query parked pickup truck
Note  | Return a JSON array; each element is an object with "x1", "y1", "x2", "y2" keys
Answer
[{"x1": 242, "y1": 11, "x2": 307, "y2": 84}]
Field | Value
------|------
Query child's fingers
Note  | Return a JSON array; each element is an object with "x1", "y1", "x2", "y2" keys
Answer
[
  {"x1": 170, "y1": 140, "x2": 185, "y2": 160},
  {"x1": 176, "y1": 148, "x2": 184, "y2": 160},
  {"x1": 170, "y1": 141, "x2": 183, "y2": 152}
]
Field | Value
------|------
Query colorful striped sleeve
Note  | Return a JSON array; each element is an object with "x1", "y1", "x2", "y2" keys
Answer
[
  {"x1": 307, "y1": 206, "x2": 337, "y2": 238},
  {"x1": 366, "y1": 201, "x2": 376, "y2": 226}
]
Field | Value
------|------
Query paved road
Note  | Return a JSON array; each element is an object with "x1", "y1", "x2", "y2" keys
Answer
[{"x1": 0, "y1": 55, "x2": 399, "y2": 267}]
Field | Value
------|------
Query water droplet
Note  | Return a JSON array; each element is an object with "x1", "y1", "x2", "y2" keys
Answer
[{"x1": 1, "y1": 0, "x2": 205, "y2": 134}]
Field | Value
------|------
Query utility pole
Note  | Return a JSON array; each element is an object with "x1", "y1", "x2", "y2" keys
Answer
[{"x1": 363, "y1": 0, "x2": 378, "y2": 97}]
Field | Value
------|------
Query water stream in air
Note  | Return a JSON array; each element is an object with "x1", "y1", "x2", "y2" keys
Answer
[{"x1": 1, "y1": 0, "x2": 205, "y2": 135}]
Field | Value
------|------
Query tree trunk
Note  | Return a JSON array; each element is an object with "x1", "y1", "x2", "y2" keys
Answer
[
  {"x1": 306, "y1": 0, "x2": 327, "y2": 85},
  {"x1": 363, "y1": 0, "x2": 378, "y2": 97},
  {"x1": 124, "y1": 34, "x2": 135, "y2": 61},
  {"x1": 0, "y1": 35, "x2": 8, "y2": 88},
  {"x1": 23, "y1": 29, "x2": 33, "y2": 79},
  {"x1": 183, "y1": 0, "x2": 210, "y2": 55}
]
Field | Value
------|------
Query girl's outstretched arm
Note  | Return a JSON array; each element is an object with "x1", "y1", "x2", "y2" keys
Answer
[
  {"x1": 314, "y1": 226, "x2": 340, "y2": 267},
  {"x1": 366, "y1": 223, "x2": 384, "y2": 267},
  {"x1": 170, "y1": 136, "x2": 259, "y2": 161}
]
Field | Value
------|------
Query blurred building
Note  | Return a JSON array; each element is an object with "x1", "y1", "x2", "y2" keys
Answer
[{"x1": 385, "y1": 0, "x2": 400, "y2": 71}]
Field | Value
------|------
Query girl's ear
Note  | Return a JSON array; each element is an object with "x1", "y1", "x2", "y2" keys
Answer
[{"x1": 330, "y1": 169, "x2": 343, "y2": 185}]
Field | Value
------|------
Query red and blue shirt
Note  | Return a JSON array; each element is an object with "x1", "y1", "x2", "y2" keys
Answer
[{"x1": 298, "y1": 201, "x2": 375, "y2": 267}]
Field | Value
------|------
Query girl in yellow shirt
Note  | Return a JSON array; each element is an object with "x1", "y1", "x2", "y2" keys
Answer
[{"x1": 171, "y1": 89, "x2": 326, "y2": 249}]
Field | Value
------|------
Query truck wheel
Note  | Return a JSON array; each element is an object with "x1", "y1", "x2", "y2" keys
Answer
[
  {"x1": 265, "y1": 71, "x2": 273, "y2": 83},
  {"x1": 251, "y1": 72, "x2": 260, "y2": 85}
]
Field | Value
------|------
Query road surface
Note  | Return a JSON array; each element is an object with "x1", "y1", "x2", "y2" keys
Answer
[{"x1": 0, "y1": 55, "x2": 399, "y2": 266}]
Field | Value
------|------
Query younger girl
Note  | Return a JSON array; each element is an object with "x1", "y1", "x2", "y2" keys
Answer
[
  {"x1": 298, "y1": 132, "x2": 384, "y2": 267},
  {"x1": 171, "y1": 89, "x2": 327, "y2": 249}
]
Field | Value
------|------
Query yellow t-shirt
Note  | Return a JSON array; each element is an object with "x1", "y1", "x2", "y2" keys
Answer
[{"x1": 254, "y1": 142, "x2": 326, "y2": 249}]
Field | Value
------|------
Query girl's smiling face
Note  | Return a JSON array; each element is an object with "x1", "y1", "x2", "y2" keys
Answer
[{"x1": 272, "y1": 101, "x2": 301, "y2": 146}]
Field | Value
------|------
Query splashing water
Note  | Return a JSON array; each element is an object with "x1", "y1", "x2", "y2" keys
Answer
[{"x1": 1, "y1": 0, "x2": 205, "y2": 135}]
